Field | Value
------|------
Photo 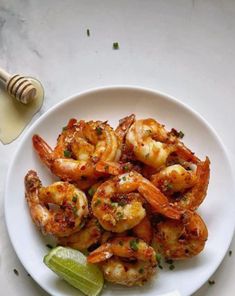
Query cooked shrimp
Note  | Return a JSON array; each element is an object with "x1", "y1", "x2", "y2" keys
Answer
[
  {"x1": 126, "y1": 118, "x2": 176, "y2": 169},
  {"x1": 25, "y1": 170, "x2": 88, "y2": 237},
  {"x1": 87, "y1": 237, "x2": 157, "y2": 286},
  {"x1": 115, "y1": 114, "x2": 136, "y2": 142},
  {"x1": 58, "y1": 217, "x2": 101, "y2": 250},
  {"x1": 151, "y1": 164, "x2": 197, "y2": 193},
  {"x1": 132, "y1": 216, "x2": 153, "y2": 244},
  {"x1": 153, "y1": 211, "x2": 208, "y2": 259},
  {"x1": 95, "y1": 160, "x2": 133, "y2": 175},
  {"x1": 91, "y1": 171, "x2": 181, "y2": 233},
  {"x1": 32, "y1": 119, "x2": 121, "y2": 189},
  {"x1": 151, "y1": 157, "x2": 210, "y2": 210}
]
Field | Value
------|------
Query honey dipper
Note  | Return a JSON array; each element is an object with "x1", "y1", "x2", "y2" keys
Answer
[{"x1": 0, "y1": 67, "x2": 37, "y2": 104}]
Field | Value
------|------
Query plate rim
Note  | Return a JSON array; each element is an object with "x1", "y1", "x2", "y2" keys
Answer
[{"x1": 4, "y1": 85, "x2": 235, "y2": 296}]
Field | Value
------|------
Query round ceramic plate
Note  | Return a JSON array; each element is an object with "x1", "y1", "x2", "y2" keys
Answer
[{"x1": 5, "y1": 86, "x2": 235, "y2": 296}]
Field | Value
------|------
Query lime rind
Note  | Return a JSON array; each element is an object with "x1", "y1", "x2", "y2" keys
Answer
[{"x1": 44, "y1": 246, "x2": 104, "y2": 296}]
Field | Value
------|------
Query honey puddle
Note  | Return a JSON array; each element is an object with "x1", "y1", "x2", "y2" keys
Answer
[{"x1": 0, "y1": 78, "x2": 44, "y2": 144}]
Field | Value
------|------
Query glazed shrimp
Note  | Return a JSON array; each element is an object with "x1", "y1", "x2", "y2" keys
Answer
[
  {"x1": 132, "y1": 215, "x2": 153, "y2": 244},
  {"x1": 126, "y1": 118, "x2": 176, "y2": 169},
  {"x1": 58, "y1": 217, "x2": 102, "y2": 250},
  {"x1": 153, "y1": 211, "x2": 208, "y2": 259},
  {"x1": 91, "y1": 171, "x2": 181, "y2": 233},
  {"x1": 151, "y1": 157, "x2": 210, "y2": 210},
  {"x1": 25, "y1": 170, "x2": 88, "y2": 237},
  {"x1": 32, "y1": 119, "x2": 121, "y2": 189},
  {"x1": 151, "y1": 164, "x2": 197, "y2": 193},
  {"x1": 87, "y1": 237, "x2": 157, "y2": 286}
]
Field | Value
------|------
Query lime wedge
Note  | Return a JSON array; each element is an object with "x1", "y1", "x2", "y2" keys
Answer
[{"x1": 44, "y1": 246, "x2": 104, "y2": 296}]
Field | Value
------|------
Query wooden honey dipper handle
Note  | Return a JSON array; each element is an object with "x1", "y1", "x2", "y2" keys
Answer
[{"x1": 0, "y1": 67, "x2": 37, "y2": 104}]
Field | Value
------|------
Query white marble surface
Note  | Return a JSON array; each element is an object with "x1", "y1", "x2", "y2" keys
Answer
[{"x1": 0, "y1": 0, "x2": 235, "y2": 295}]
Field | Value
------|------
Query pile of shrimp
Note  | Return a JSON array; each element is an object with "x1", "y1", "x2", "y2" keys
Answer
[{"x1": 24, "y1": 114, "x2": 210, "y2": 287}]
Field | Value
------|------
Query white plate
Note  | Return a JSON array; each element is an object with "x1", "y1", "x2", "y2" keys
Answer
[{"x1": 5, "y1": 86, "x2": 235, "y2": 296}]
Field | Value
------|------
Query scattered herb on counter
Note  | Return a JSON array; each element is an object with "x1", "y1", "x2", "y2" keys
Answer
[
  {"x1": 208, "y1": 280, "x2": 215, "y2": 285},
  {"x1": 169, "y1": 264, "x2": 175, "y2": 270},
  {"x1": 87, "y1": 29, "x2": 90, "y2": 36},
  {"x1": 229, "y1": 250, "x2": 232, "y2": 256},
  {"x1": 113, "y1": 42, "x2": 119, "y2": 49},
  {"x1": 13, "y1": 269, "x2": 19, "y2": 276}
]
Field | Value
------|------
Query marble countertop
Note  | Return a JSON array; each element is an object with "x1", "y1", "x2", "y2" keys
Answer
[{"x1": 1, "y1": 1, "x2": 235, "y2": 295}]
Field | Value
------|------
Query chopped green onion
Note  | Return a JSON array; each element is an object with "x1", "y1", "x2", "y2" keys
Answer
[
  {"x1": 13, "y1": 269, "x2": 19, "y2": 276},
  {"x1": 165, "y1": 259, "x2": 174, "y2": 264},
  {"x1": 156, "y1": 253, "x2": 162, "y2": 263},
  {"x1": 123, "y1": 165, "x2": 129, "y2": 171},
  {"x1": 72, "y1": 195, "x2": 78, "y2": 202},
  {"x1": 94, "y1": 199, "x2": 101, "y2": 207},
  {"x1": 88, "y1": 187, "x2": 95, "y2": 196},
  {"x1": 73, "y1": 206, "x2": 77, "y2": 215},
  {"x1": 167, "y1": 183, "x2": 173, "y2": 190},
  {"x1": 208, "y1": 280, "x2": 215, "y2": 285},
  {"x1": 169, "y1": 264, "x2": 175, "y2": 270},
  {"x1": 64, "y1": 150, "x2": 72, "y2": 157},
  {"x1": 96, "y1": 126, "x2": 103, "y2": 135},
  {"x1": 87, "y1": 29, "x2": 90, "y2": 36},
  {"x1": 178, "y1": 131, "x2": 184, "y2": 138},
  {"x1": 113, "y1": 42, "x2": 119, "y2": 49},
  {"x1": 116, "y1": 212, "x2": 124, "y2": 219},
  {"x1": 130, "y1": 239, "x2": 139, "y2": 251}
]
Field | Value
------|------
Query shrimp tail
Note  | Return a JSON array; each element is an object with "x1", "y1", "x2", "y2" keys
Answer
[
  {"x1": 175, "y1": 144, "x2": 200, "y2": 164},
  {"x1": 138, "y1": 183, "x2": 182, "y2": 220},
  {"x1": 115, "y1": 114, "x2": 136, "y2": 142},
  {"x1": 25, "y1": 170, "x2": 41, "y2": 199},
  {"x1": 32, "y1": 135, "x2": 53, "y2": 168},
  {"x1": 186, "y1": 157, "x2": 210, "y2": 210},
  {"x1": 87, "y1": 243, "x2": 113, "y2": 263}
]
